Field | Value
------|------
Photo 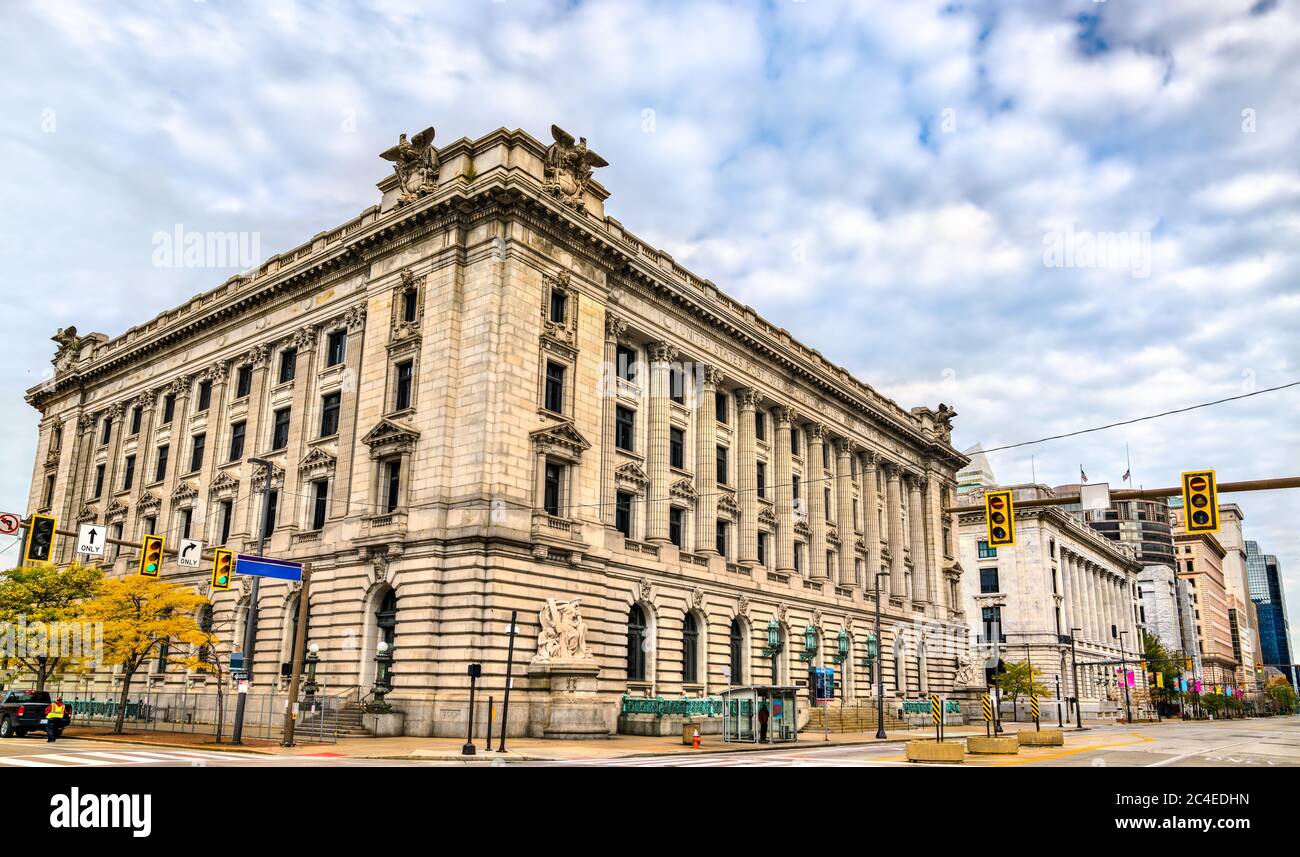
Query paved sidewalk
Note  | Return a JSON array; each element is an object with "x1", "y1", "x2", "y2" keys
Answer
[{"x1": 59, "y1": 717, "x2": 1136, "y2": 762}]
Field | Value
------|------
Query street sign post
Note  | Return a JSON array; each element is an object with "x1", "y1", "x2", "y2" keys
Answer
[
  {"x1": 177, "y1": 538, "x2": 203, "y2": 569},
  {"x1": 982, "y1": 694, "x2": 993, "y2": 737},
  {"x1": 930, "y1": 693, "x2": 943, "y2": 742},
  {"x1": 77, "y1": 523, "x2": 106, "y2": 558},
  {"x1": 235, "y1": 554, "x2": 304, "y2": 581}
]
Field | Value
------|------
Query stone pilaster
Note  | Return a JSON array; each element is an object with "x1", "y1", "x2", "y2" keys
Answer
[
  {"x1": 1060, "y1": 551, "x2": 1075, "y2": 639},
  {"x1": 806, "y1": 423, "x2": 828, "y2": 580},
  {"x1": 159, "y1": 375, "x2": 193, "y2": 530},
  {"x1": 599, "y1": 313, "x2": 626, "y2": 527},
  {"x1": 885, "y1": 462, "x2": 906, "y2": 598},
  {"x1": 772, "y1": 407, "x2": 795, "y2": 573},
  {"x1": 200, "y1": 361, "x2": 229, "y2": 502},
  {"x1": 834, "y1": 439, "x2": 856, "y2": 586},
  {"x1": 736, "y1": 388, "x2": 759, "y2": 565},
  {"x1": 907, "y1": 471, "x2": 929, "y2": 605},
  {"x1": 645, "y1": 342, "x2": 676, "y2": 544},
  {"x1": 694, "y1": 365, "x2": 722, "y2": 553},
  {"x1": 332, "y1": 305, "x2": 367, "y2": 518},
  {"x1": 860, "y1": 451, "x2": 881, "y2": 594},
  {"x1": 236, "y1": 344, "x2": 272, "y2": 540}
]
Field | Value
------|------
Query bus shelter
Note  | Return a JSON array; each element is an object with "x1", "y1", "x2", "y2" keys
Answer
[{"x1": 720, "y1": 686, "x2": 800, "y2": 744}]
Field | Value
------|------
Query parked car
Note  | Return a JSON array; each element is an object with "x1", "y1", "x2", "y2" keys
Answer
[{"x1": 0, "y1": 689, "x2": 71, "y2": 738}]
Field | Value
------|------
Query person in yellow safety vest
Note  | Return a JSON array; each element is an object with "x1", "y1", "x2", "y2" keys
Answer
[{"x1": 43, "y1": 698, "x2": 66, "y2": 743}]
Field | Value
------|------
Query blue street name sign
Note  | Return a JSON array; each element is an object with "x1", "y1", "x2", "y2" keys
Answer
[{"x1": 235, "y1": 554, "x2": 304, "y2": 582}]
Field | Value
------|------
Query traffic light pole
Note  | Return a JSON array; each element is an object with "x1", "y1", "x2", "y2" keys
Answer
[
  {"x1": 280, "y1": 564, "x2": 312, "y2": 747},
  {"x1": 232, "y1": 458, "x2": 274, "y2": 745},
  {"x1": 943, "y1": 475, "x2": 1300, "y2": 514}
]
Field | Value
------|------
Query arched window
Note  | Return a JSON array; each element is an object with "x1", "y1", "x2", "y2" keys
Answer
[
  {"x1": 729, "y1": 618, "x2": 745, "y2": 685},
  {"x1": 682, "y1": 613, "x2": 699, "y2": 683},
  {"x1": 627, "y1": 605, "x2": 647, "y2": 680},
  {"x1": 377, "y1": 589, "x2": 397, "y2": 650}
]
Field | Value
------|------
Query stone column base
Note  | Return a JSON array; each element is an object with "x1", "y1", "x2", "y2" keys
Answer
[
  {"x1": 527, "y1": 659, "x2": 610, "y2": 739},
  {"x1": 362, "y1": 710, "x2": 406, "y2": 737}
]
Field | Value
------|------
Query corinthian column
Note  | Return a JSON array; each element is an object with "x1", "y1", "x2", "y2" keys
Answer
[
  {"x1": 737, "y1": 389, "x2": 759, "y2": 565},
  {"x1": 860, "y1": 451, "x2": 881, "y2": 594},
  {"x1": 773, "y1": 407, "x2": 796, "y2": 573},
  {"x1": 834, "y1": 439, "x2": 856, "y2": 586},
  {"x1": 907, "y1": 472, "x2": 929, "y2": 605},
  {"x1": 645, "y1": 342, "x2": 676, "y2": 544},
  {"x1": 885, "y1": 463, "x2": 906, "y2": 598},
  {"x1": 694, "y1": 366, "x2": 722, "y2": 554},
  {"x1": 599, "y1": 314, "x2": 626, "y2": 528},
  {"x1": 806, "y1": 423, "x2": 828, "y2": 580}
]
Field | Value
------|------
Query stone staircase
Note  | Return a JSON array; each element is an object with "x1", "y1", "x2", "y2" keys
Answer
[
  {"x1": 296, "y1": 699, "x2": 372, "y2": 741},
  {"x1": 803, "y1": 705, "x2": 909, "y2": 734}
]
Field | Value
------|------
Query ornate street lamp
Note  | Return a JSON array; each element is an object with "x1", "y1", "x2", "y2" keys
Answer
[
  {"x1": 302, "y1": 642, "x2": 320, "y2": 711},
  {"x1": 831, "y1": 629, "x2": 850, "y2": 665},
  {"x1": 800, "y1": 624, "x2": 819, "y2": 661},
  {"x1": 763, "y1": 619, "x2": 782, "y2": 655},
  {"x1": 370, "y1": 640, "x2": 394, "y2": 713}
]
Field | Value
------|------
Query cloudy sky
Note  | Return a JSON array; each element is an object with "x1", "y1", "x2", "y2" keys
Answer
[{"x1": 1, "y1": 1, "x2": 1297, "y2": 656}]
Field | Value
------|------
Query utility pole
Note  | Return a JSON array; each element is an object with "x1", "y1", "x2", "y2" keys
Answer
[
  {"x1": 874, "y1": 572, "x2": 887, "y2": 740},
  {"x1": 280, "y1": 564, "x2": 312, "y2": 747},
  {"x1": 1118, "y1": 630, "x2": 1133, "y2": 724},
  {"x1": 1069, "y1": 629, "x2": 1083, "y2": 729},
  {"x1": 232, "y1": 456, "x2": 274, "y2": 745},
  {"x1": 498, "y1": 610, "x2": 517, "y2": 753}
]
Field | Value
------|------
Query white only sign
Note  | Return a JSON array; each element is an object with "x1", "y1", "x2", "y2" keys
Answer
[
  {"x1": 77, "y1": 523, "x2": 106, "y2": 557},
  {"x1": 178, "y1": 538, "x2": 204, "y2": 569}
]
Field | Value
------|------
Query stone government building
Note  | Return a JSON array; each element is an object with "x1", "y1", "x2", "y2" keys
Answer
[{"x1": 24, "y1": 124, "x2": 969, "y2": 737}]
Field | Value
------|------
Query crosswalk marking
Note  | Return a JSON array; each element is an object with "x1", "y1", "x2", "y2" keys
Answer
[
  {"x1": 0, "y1": 755, "x2": 59, "y2": 767},
  {"x1": 40, "y1": 754, "x2": 113, "y2": 765},
  {"x1": 0, "y1": 747, "x2": 271, "y2": 768}
]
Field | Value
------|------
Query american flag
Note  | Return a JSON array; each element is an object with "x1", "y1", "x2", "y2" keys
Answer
[
  {"x1": 1080, "y1": 466, "x2": 1088, "y2": 483},
  {"x1": 1122, "y1": 468, "x2": 1131, "y2": 483}
]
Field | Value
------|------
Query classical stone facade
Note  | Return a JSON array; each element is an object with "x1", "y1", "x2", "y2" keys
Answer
[
  {"x1": 23, "y1": 125, "x2": 967, "y2": 737},
  {"x1": 958, "y1": 484, "x2": 1145, "y2": 718}
]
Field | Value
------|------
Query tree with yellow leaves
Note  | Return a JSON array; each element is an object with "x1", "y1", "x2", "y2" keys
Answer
[
  {"x1": 0, "y1": 562, "x2": 103, "y2": 689},
  {"x1": 80, "y1": 576, "x2": 210, "y2": 734}
]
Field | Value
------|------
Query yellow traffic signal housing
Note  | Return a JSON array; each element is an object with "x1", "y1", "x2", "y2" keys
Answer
[
  {"x1": 984, "y1": 489, "x2": 1016, "y2": 547},
  {"x1": 1181, "y1": 469, "x2": 1220, "y2": 533},
  {"x1": 211, "y1": 549, "x2": 234, "y2": 590},
  {"x1": 139, "y1": 534, "x2": 165, "y2": 577},
  {"x1": 23, "y1": 514, "x2": 58, "y2": 565}
]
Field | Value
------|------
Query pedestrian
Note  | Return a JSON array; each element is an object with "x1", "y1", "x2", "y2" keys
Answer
[
  {"x1": 757, "y1": 700, "x2": 769, "y2": 743},
  {"x1": 44, "y1": 697, "x2": 66, "y2": 743}
]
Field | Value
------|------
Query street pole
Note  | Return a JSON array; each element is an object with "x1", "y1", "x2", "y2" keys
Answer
[
  {"x1": 1118, "y1": 630, "x2": 1133, "y2": 724},
  {"x1": 991, "y1": 620, "x2": 1003, "y2": 734},
  {"x1": 874, "y1": 572, "x2": 886, "y2": 740},
  {"x1": 497, "y1": 610, "x2": 517, "y2": 753},
  {"x1": 463, "y1": 663, "x2": 481, "y2": 756},
  {"x1": 1054, "y1": 674, "x2": 1063, "y2": 728},
  {"x1": 279, "y1": 564, "x2": 312, "y2": 747},
  {"x1": 232, "y1": 457, "x2": 274, "y2": 745},
  {"x1": 1069, "y1": 629, "x2": 1082, "y2": 729}
]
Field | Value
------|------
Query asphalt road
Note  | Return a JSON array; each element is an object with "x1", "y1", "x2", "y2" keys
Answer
[{"x1": 1, "y1": 717, "x2": 1296, "y2": 768}]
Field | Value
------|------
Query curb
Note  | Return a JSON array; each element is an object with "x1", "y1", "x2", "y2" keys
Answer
[{"x1": 61, "y1": 732, "x2": 279, "y2": 755}]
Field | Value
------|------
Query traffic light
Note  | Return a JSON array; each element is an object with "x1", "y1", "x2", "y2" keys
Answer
[
  {"x1": 984, "y1": 489, "x2": 1016, "y2": 547},
  {"x1": 1185, "y1": 658, "x2": 1194, "y2": 671},
  {"x1": 23, "y1": 514, "x2": 58, "y2": 565},
  {"x1": 139, "y1": 534, "x2": 165, "y2": 577},
  {"x1": 211, "y1": 549, "x2": 234, "y2": 590},
  {"x1": 1181, "y1": 469, "x2": 1220, "y2": 534}
]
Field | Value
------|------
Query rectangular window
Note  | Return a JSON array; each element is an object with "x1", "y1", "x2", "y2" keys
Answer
[
  {"x1": 669, "y1": 367, "x2": 685, "y2": 404},
  {"x1": 615, "y1": 406, "x2": 636, "y2": 452},
  {"x1": 669, "y1": 507, "x2": 684, "y2": 548},
  {"x1": 669, "y1": 427, "x2": 685, "y2": 469},
  {"x1": 822, "y1": 443, "x2": 830, "y2": 469},
  {"x1": 219, "y1": 500, "x2": 233, "y2": 544},
  {"x1": 263, "y1": 490, "x2": 279, "y2": 535},
  {"x1": 143, "y1": 516, "x2": 157, "y2": 538},
  {"x1": 312, "y1": 480, "x2": 329, "y2": 530},
  {"x1": 715, "y1": 445, "x2": 728, "y2": 486},
  {"x1": 977, "y1": 540, "x2": 998, "y2": 559},
  {"x1": 756, "y1": 461, "x2": 767, "y2": 499},
  {"x1": 755, "y1": 410, "x2": 766, "y2": 441},
  {"x1": 980, "y1": 567, "x2": 1000, "y2": 594},
  {"x1": 825, "y1": 488, "x2": 832, "y2": 522},
  {"x1": 162, "y1": 394, "x2": 176, "y2": 424},
  {"x1": 279, "y1": 348, "x2": 297, "y2": 384},
  {"x1": 180, "y1": 508, "x2": 193, "y2": 540},
  {"x1": 544, "y1": 362, "x2": 565, "y2": 414},
  {"x1": 792, "y1": 475, "x2": 801, "y2": 505},
  {"x1": 100, "y1": 417, "x2": 112, "y2": 445},
  {"x1": 549, "y1": 289, "x2": 567, "y2": 324},
  {"x1": 122, "y1": 454, "x2": 135, "y2": 491},
  {"x1": 794, "y1": 543, "x2": 804, "y2": 575},
  {"x1": 326, "y1": 330, "x2": 347, "y2": 367},
  {"x1": 616, "y1": 345, "x2": 638, "y2": 383},
  {"x1": 402, "y1": 289, "x2": 418, "y2": 323},
  {"x1": 716, "y1": 520, "x2": 728, "y2": 558},
  {"x1": 982, "y1": 606, "x2": 1004, "y2": 643},
  {"x1": 384, "y1": 460, "x2": 401, "y2": 513},
  {"x1": 154, "y1": 445, "x2": 169, "y2": 483},
  {"x1": 108, "y1": 522, "x2": 123, "y2": 562},
  {"x1": 320, "y1": 392, "x2": 341, "y2": 438},
  {"x1": 853, "y1": 499, "x2": 859, "y2": 530},
  {"x1": 190, "y1": 433, "x2": 206, "y2": 473},
  {"x1": 228, "y1": 421, "x2": 246, "y2": 462},
  {"x1": 827, "y1": 551, "x2": 836, "y2": 580},
  {"x1": 395, "y1": 360, "x2": 414, "y2": 411},
  {"x1": 615, "y1": 491, "x2": 633, "y2": 537},
  {"x1": 92, "y1": 463, "x2": 105, "y2": 499},
  {"x1": 42, "y1": 474, "x2": 55, "y2": 508},
  {"x1": 196, "y1": 380, "x2": 212, "y2": 412},
  {"x1": 543, "y1": 462, "x2": 562, "y2": 516},
  {"x1": 791, "y1": 428, "x2": 800, "y2": 456},
  {"x1": 235, "y1": 365, "x2": 253, "y2": 398},
  {"x1": 130, "y1": 406, "x2": 142, "y2": 435},
  {"x1": 272, "y1": 408, "x2": 291, "y2": 451},
  {"x1": 757, "y1": 532, "x2": 768, "y2": 567},
  {"x1": 715, "y1": 391, "x2": 728, "y2": 424}
]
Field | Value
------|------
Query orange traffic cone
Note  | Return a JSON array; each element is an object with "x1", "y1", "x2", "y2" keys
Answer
[{"x1": 692, "y1": 728, "x2": 701, "y2": 750}]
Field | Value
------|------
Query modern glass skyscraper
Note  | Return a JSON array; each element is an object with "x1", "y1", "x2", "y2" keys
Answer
[{"x1": 1247, "y1": 540, "x2": 1292, "y2": 672}]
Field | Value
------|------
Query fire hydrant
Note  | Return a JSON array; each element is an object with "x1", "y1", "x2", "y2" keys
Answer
[{"x1": 692, "y1": 728, "x2": 701, "y2": 750}]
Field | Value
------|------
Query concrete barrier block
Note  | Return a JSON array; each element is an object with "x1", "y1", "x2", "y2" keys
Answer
[
  {"x1": 1017, "y1": 728, "x2": 1065, "y2": 747},
  {"x1": 905, "y1": 740, "x2": 965, "y2": 764},
  {"x1": 966, "y1": 735, "x2": 1020, "y2": 755}
]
